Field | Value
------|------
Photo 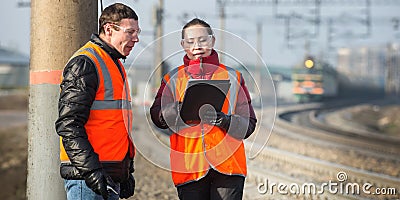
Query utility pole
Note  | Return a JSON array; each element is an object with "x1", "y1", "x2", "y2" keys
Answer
[
  {"x1": 153, "y1": 0, "x2": 164, "y2": 89},
  {"x1": 255, "y1": 21, "x2": 263, "y2": 93},
  {"x1": 217, "y1": 0, "x2": 226, "y2": 62},
  {"x1": 27, "y1": 0, "x2": 97, "y2": 199}
]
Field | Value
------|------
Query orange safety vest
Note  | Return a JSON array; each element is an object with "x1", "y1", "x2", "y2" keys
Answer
[
  {"x1": 164, "y1": 64, "x2": 247, "y2": 186},
  {"x1": 60, "y1": 41, "x2": 134, "y2": 163}
]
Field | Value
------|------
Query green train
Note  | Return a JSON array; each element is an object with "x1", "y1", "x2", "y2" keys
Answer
[{"x1": 292, "y1": 56, "x2": 338, "y2": 103}]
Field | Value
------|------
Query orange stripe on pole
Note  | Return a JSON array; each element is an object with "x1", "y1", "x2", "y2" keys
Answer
[{"x1": 30, "y1": 70, "x2": 63, "y2": 85}]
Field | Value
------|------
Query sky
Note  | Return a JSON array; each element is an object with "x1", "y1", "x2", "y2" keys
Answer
[{"x1": 1, "y1": 0, "x2": 399, "y2": 68}]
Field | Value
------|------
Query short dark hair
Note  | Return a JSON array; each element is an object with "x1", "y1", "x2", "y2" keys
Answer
[
  {"x1": 182, "y1": 18, "x2": 213, "y2": 39},
  {"x1": 99, "y1": 3, "x2": 138, "y2": 34}
]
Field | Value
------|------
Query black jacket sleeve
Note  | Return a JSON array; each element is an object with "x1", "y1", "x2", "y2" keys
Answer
[{"x1": 55, "y1": 55, "x2": 102, "y2": 176}]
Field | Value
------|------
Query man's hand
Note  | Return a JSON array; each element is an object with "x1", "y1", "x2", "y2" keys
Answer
[
  {"x1": 119, "y1": 174, "x2": 135, "y2": 199},
  {"x1": 84, "y1": 169, "x2": 110, "y2": 200}
]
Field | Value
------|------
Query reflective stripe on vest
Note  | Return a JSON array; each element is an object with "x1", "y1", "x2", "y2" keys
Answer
[
  {"x1": 60, "y1": 41, "x2": 134, "y2": 163},
  {"x1": 164, "y1": 64, "x2": 247, "y2": 186}
]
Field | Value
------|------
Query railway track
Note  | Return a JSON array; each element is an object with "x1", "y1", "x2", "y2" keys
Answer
[
  {"x1": 283, "y1": 109, "x2": 400, "y2": 158},
  {"x1": 311, "y1": 109, "x2": 400, "y2": 160},
  {"x1": 243, "y1": 102, "x2": 399, "y2": 199}
]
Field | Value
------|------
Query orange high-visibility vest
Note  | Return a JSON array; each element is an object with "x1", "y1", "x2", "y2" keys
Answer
[
  {"x1": 164, "y1": 64, "x2": 247, "y2": 186},
  {"x1": 60, "y1": 41, "x2": 134, "y2": 163}
]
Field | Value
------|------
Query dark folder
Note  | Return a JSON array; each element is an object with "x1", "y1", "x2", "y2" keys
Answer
[{"x1": 179, "y1": 79, "x2": 231, "y2": 125}]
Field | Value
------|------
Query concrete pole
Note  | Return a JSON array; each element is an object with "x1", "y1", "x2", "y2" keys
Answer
[{"x1": 27, "y1": 0, "x2": 97, "y2": 199}]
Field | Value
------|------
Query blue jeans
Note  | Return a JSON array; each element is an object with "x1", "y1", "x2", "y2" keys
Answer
[{"x1": 64, "y1": 180, "x2": 120, "y2": 200}]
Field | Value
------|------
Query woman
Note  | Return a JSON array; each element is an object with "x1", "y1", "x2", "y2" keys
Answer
[{"x1": 150, "y1": 18, "x2": 257, "y2": 200}]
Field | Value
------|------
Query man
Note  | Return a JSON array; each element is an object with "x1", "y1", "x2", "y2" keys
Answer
[{"x1": 55, "y1": 3, "x2": 140, "y2": 200}]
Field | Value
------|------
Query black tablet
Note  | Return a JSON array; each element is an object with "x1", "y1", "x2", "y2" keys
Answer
[{"x1": 179, "y1": 79, "x2": 231, "y2": 124}]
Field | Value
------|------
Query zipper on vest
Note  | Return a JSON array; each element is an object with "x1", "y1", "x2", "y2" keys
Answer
[{"x1": 115, "y1": 59, "x2": 125, "y2": 81}]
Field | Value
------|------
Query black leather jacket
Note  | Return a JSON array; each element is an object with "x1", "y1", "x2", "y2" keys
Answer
[{"x1": 55, "y1": 34, "x2": 133, "y2": 183}]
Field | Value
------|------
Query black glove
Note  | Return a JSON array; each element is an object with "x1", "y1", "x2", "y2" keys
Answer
[
  {"x1": 203, "y1": 111, "x2": 231, "y2": 131},
  {"x1": 119, "y1": 174, "x2": 135, "y2": 199},
  {"x1": 84, "y1": 169, "x2": 116, "y2": 200},
  {"x1": 160, "y1": 101, "x2": 181, "y2": 126}
]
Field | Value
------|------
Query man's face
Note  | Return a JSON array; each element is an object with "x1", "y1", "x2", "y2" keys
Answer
[
  {"x1": 110, "y1": 18, "x2": 140, "y2": 56},
  {"x1": 181, "y1": 25, "x2": 215, "y2": 60}
]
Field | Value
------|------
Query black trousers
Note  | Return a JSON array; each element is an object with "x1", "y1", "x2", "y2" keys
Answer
[{"x1": 177, "y1": 168, "x2": 245, "y2": 200}]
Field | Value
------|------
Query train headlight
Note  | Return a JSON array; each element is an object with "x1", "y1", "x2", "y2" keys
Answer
[{"x1": 305, "y1": 59, "x2": 314, "y2": 69}]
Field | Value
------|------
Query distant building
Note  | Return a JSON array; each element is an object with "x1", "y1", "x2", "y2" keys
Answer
[
  {"x1": 385, "y1": 43, "x2": 400, "y2": 96},
  {"x1": 337, "y1": 45, "x2": 388, "y2": 90},
  {"x1": 0, "y1": 47, "x2": 29, "y2": 88}
]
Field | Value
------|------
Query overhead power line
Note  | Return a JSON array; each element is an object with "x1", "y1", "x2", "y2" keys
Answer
[{"x1": 223, "y1": 0, "x2": 400, "y2": 6}]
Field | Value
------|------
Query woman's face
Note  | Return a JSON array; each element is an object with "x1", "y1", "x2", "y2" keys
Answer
[{"x1": 181, "y1": 25, "x2": 215, "y2": 60}]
